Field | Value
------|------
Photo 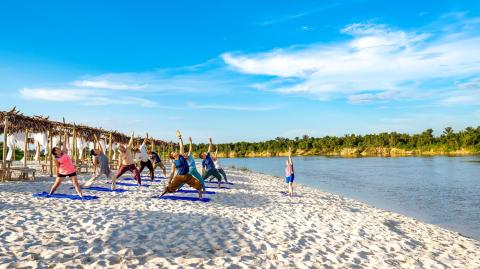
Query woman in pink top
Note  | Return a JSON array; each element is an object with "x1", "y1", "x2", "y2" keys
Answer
[
  {"x1": 48, "y1": 132, "x2": 83, "y2": 198},
  {"x1": 285, "y1": 147, "x2": 295, "y2": 197}
]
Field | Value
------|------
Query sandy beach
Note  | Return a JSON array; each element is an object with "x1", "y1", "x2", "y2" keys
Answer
[{"x1": 1, "y1": 166, "x2": 480, "y2": 268}]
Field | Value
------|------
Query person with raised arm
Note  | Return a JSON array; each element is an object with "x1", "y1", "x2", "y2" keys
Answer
[
  {"x1": 187, "y1": 136, "x2": 205, "y2": 191},
  {"x1": 200, "y1": 138, "x2": 223, "y2": 188},
  {"x1": 160, "y1": 130, "x2": 203, "y2": 198},
  {"x1": 147, "y1": 143, "x2": 167, "y2": 177},
  {"x1": 115, "y1": 132, "x2": 141, "y2": 185},
  {"x1": 285, "y1": 147, "x2": 295, "y2": 197},
  {"x1": 135, "y1": 133, "x2": 155, "y2": 181},
  {"x1": 213, "y1": 146, "x2": 228, "y2": 183},
  {"x1": 84, "y1": 134, "x2": 117, "y2": 190},
  {"x1": 48, "y1": 131, "x2": 83, "y2": 198}
]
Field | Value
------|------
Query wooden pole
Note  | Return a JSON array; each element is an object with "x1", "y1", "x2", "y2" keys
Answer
[
  {"x1": 37, "y1": 142, "x2": 41, "y2": 165},
  {"x1": 49, "y1": 130, "x2": 53, "y2": 177},
  {"x1": 108, "y1": 132, "x2": 112, "y2": 162},
  {"x1": 72, "y1": 127, "x2": 77, "y2": 164},
  {"x1": 24, "y1": 129, "x2": 29, "y2": 167},
  {"x1": 1, "y1": 114, "x2": 8, "y2": 181}
]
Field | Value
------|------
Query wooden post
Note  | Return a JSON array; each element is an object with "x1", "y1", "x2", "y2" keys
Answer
[
  {"x1": 108, "y1": 132, "x2": 112, "y2": 162},
  {"x1": 49, "y1": 130, "x2": 53, "y2": 177},
  {"x1": 1, "y1": 114, "x2": 8, "y2": 181},
  {"x1": 37, "y1": 142, "x2": 41, "y2": 165},
  {"x1": 24, "y1": 129, "x2": 29, "y2": 167},
  {"x1": 72, "y1": 127, "x2": 77, "y2": 164}
]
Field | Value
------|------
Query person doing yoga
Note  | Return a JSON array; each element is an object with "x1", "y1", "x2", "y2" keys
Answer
[
  {"x1": 84, "y1": 134, "x2": 117, "y2": 190},
  {"x1": 135, "y1": 134, "x2": 155, "y2": 181},
  {"x1": 186, "y1": 136, "x2": 205, "y2": 191},
  {"x1": 160, "y1": 130, "x2": 203, "y2": 198},
  {"x1": 48, "y1": 131, "x2": 83, "y2": 198},
  {"x1": 213, "y1": 147, "x2": 228, "y2": 183},
  {"x1": 116, "y1": 133, "x2": 141, "y2": 185},
  {"x1": 148, "y1": 146, "x2": 167, "y2": 177},
  {"x1": 200, "y1": 138, "x2": 223, "y2": 189}
]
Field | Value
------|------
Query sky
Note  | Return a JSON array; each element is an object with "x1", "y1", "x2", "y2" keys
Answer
[{"x1": 1, "y1": 0, "x2": 479, "y2": 143}]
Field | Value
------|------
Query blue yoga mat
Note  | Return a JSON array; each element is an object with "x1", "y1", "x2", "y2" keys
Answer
[
  {"x1": 33, "y1": 192, "x2": 98, "y2": 200},
  {"x1": 70, "y1": 186, "x2": 128, "y2": 193},
  {"x1": 153, "y1": 195, "x2": 211, "y2": 202},
  {"x1": 123, "y1": 177, "x2": 162, "y2": 183},
  {"x1": 141, "y1": 175, "x2": 166, "y2": 179},
  {"x1": 177, "y1": 189, "x2": 216, "y2": 195},
  {"x1": 206, "y1": 181, "x2": 234, "y2": 185},
  {"x1": 205, "y1": 186, "x2": 230, "y2": 189},
  {"x1": 108, "y1": 182, "x2": 150, "y2": 187}
]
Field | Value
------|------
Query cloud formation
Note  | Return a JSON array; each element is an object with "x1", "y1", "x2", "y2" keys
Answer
[{"x1": 223, "y1": 17, "x2": 480, "y2": 104}]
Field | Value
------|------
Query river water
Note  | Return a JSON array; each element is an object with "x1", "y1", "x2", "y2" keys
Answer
[{"x1": 221, "y1": 155, "x2": 480, "y2": 240}]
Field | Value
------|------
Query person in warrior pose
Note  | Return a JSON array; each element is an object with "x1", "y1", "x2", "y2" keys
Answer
[
  {"x1": 135, "y1": 134, "x2": 155, "y2": 181},
  {"x1": 200, "y1": 138, "x2": 223, "y2": 189},
  {"x1": 285, "y1": 147, "x2": 295, "y2": 197},
  {"x1": 147, "y1": 146, "x2": 167, "y2": 177},
  {"x1": 212, "y1": 146, "x2": 228, "y2": 183},
  {"x1": 84, "y1": 134, "x2": 117, "y2": 190},
  {"x1": 115, "y1": 133, "x2": 141, "y2": 185},
  {"x1": 186, "y1": 136, "x2": 205, "y2": 191},
  {"x1": 49, "y1": 131, "x2": 83, "y2": 198},
  {"x1": 160, "y1": 130, "x2": 203, "y2": 198}
]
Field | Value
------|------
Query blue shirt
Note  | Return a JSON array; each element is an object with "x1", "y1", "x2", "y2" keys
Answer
[
  {"x1": 174, "y1": 155, "x2": 189, "y2": 175},
  {"x1": 188, "y1": 153, "x2": 197, "y2": 171},
  {"x1": 202, "y1": 153, "x2": 215, "y2": 171}
]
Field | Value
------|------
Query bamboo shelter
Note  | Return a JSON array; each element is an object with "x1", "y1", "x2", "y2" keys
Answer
[{"x1": 0, "y1": 108, "x2": 172, "y2": 181}]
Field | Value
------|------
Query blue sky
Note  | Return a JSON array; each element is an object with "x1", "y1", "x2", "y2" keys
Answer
[{"x1": 1, "y1": 0, "x2": 479, "y2": 142}]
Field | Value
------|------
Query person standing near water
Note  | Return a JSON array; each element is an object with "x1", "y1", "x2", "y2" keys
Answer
[
  {"x1": 48, "y1": 132, "x2": 83, "y2": 198},
  {"x1": 285, "y1": 147, "x2": 295, "y2": 197},
  {"x1": 213, "y1": 147, "x2": 228, "y2": 183},
  {"x1": 200, "y1": 138, "x2": 223, "y2": 188},
  {"x1": 186, "y1": 136, "x2": 205, "y2": 191},
  {"x1": 160, "y1": 130, "x2": 203, "y2": 199},
  {"x1": 84, "y1": 134, "x2": 117, "y2": 190},
  {"x1": 115, "y1": 133, "x2": 141, "y2": 185}
]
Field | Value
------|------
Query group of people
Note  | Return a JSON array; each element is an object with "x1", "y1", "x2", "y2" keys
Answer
[{"x1": 47, "y1": 130, "x2": 230, "y2": 199}]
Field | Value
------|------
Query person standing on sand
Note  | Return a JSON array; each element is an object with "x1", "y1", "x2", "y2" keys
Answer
[
  {"x1": 285, "y1": 147, "x2": 295, "y2": 197},
  {"x1": 135, "y1": 134, "x2": 155, "y2": 181},
  {"x1": 84, "y1": 134, "x2": 117, "y2": 190},
  {"x1": 186, "y1": 136, "x2": 206, "y2": 191},
  {"x1": 160, "y1": 130, "x2": 203, "y2": 199},
  {"x1": 213, "y1": 147, "x2": 228, "y2": 183},
  {"x1": 49, "y1": 132, "x2": 83, "y2": 198},
  {"x1": 115, "y1": 133, "x2": 141, "y2": 185},
  {"x1": 147, "y1": 146, "x2": 167, "y2": 177},
  {"x1": 200, "y1": 138, "x2": 223, "y2": 188}
]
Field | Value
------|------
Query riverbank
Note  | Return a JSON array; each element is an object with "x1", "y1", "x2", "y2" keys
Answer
[
  {"x1": 214, "y1": 147, "x2": 480, "y2": 158},
  {"x1": 1, "y1": 167, "x2": 479, "y2": 268}
]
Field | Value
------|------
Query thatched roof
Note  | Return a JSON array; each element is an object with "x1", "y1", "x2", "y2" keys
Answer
[{"x1": 0, "y1": 108, "x2": 172, "y2": 145}]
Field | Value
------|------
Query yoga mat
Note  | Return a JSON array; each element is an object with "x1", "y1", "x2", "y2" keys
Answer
[
  {"x1": 123, "y1": 177, "x2": 162, "y2": 183},
  {"x1": 205, "y1": 186, "x2": 230, "y2": 189},
  {"x1": 206, "y1": 181, "x2": 234, "y2": 185},
  {"x1": 177, "y1": 189, "x2": 216, "y2": 195},
  {"x1": 33, "y1": 192, "x2": 98, "y2": 200},
  {"x1": 141, "y1": 175, "x2": 166, "y2": 179},
  {"x1": 107, "y1": 182, "x2": 150, "y2": 187},
  {"x1": 153, "y1": 195, "x2": 211, "y2": 202},
  {"x1": 70, "y1": 186, "x2": 128, "y2": 193}
]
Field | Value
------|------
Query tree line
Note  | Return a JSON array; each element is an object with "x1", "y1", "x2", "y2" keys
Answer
[{"x1": 193, "y1": 127, "x2": 480, "y2": 157}]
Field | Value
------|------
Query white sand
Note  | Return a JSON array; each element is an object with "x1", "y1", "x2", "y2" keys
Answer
[{"x1": 1, "y1": 166, "x2": 480, "y2": 268}]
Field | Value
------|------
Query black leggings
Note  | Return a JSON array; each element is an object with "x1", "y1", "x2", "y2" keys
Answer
[{"x1": 139, "y1": 160, "x2": 154, "y2": 180}]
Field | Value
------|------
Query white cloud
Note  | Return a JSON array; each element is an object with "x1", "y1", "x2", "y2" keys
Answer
[
  {"x1": 222, "y1": 19, "x2": 480, "y2": 103},
  {"x1": 187, "y1": 102, "x2": 280, "y2": 111},
  {"x1": 19, "y1": 88, "x2": 156, "y2": 107},
  {"x1": 71, "y1": 80, "x2": 147, "y2": 90}
]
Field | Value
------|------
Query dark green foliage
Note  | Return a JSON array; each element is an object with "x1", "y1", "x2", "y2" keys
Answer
[{"x1": 192, "y1": 127, "x2": 480, "y2": 157}]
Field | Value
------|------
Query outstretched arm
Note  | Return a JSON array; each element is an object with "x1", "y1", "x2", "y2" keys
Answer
[
  {"x1": 143, "y1": 133, "x2": 148, "y2": 146},
  {"x1": 168, "y1": 163, "x2": 176, "y2": 183},
  {"x1": 214, "y1": 146, "x2": 218, "y2": 159},
  {"x1": 188, "y1": 137, "x2": 193, "y2": 155},
  {"x1": 177, "y1": 130, "x2": 184, "y2": 155},
  {"x1": 207, "y1": 138, "x2": 212, "y2": 153},
  {"x1": 127, "y1": 132, "x2": 134, "y2": 148},
  {"x1": 288, "y1": 147, "x2": 293, "y2": 164}
]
